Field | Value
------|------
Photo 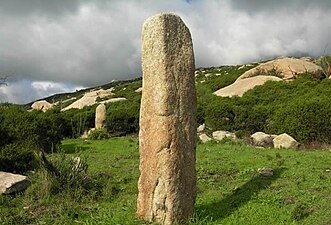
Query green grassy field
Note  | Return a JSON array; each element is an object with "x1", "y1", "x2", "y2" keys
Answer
[{"x1": 1, "y1": 137, "x2": 330, "y2": 225}]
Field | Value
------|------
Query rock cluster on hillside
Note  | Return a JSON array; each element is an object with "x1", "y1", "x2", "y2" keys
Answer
[
  {"x1": 214, "y1": 57, "x2": 323, "y2": 97},
  {"x1": 60, "y1": 88, "x2": 126, "y2": 111},
  {"x1": 237, "y1": 57, "x2": 322, "y2": 81}
]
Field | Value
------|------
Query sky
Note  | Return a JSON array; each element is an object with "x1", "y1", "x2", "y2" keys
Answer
[{"x1": 0, "y1": 0, "x2": 331, "y2": 104}]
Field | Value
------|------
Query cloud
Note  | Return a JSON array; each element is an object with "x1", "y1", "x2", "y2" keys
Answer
[
  {"x1": 0, "y1": 79, "x2": 84, "y2": 104},
  {"x1": 0, "y1": 0, "x2": 331, "y2": 104}
]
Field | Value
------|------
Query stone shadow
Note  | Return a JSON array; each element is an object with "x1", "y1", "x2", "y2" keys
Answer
[{"x1": 196, "y1": 168, "x2": 286, "y2": 221}]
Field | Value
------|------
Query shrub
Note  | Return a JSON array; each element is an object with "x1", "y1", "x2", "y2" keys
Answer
[
  {"x1": 88, "y1": 128, "x2": 110, "y2": 140},
  {"x1": 268, "y1": 96, "x2": 331, "y2": 144},
  {"x1": 106, "y1": 98, "x2": 140, "y2": 134},
  {"x1": 60, "y1": 107, "x2": 96, "y2": 138},
  {"x1": 0, "y1": 105, "x2": 62, "y2": 153},
  {"x1": 0, "y1": 105, "x2": 64, "y2": 172},
  {"x1": 0, "y1": 142, "x2": 38, "y2": 173}
]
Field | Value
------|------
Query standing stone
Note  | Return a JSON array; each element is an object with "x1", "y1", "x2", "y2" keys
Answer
[
  {"x1": 137, "y1": 13, "x2": 197, "y2": 225},
  {"x1": 95, "y1": 103, "x2": 106, "y2": 129}
]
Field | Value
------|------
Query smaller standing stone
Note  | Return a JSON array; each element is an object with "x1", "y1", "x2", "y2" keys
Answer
[
  {"x1": 95, "y1": 103, "x2": 106, "y2": 129},
  {"x1": 0, "y1": 172, "x2": 31, "y2": 194}
]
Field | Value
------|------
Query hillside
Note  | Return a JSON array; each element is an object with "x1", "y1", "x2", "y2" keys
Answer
[{"x1": 12, "y1": 55, "x2": 331, "y2": 145}]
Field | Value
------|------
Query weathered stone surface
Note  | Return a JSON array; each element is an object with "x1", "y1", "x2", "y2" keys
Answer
[
  {"x1": 137, "y1": 13, "x2": 196, "y2": 225},
  {"x1": 199, "y1": 134, "x2": 212, "y2": 143},
  {"x1": 214, "y1": 75, "x2": 282, "y2": 97},
  {"x1": 251, "y1": 132, "x2": 274, "y2": 147},
  {"x1": 0, "y1": 172, "x2": 30, "y2": 194},
  {"x1": 95, "y1": 103, "x2": 106, "y2": 129},
  {"x1": 31, "y1": 100, "x2": 53, "y2": 112},
  {"x1": 212, "y1": 131, "x2": 237, "y2": 141},
  {"x1": 273, "y1": 133, "x2": 299, "y2": 149},
  {"x1": 61, "y1": 88, "x2": 114, "y2": 111}
]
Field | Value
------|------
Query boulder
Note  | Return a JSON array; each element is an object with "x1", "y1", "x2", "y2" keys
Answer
[
  {"x1": 214, "y1": 75, "x2": 282, "y2": 97},
  {"x1": 237, "y1": 57, "x2": 322, "y2": 81},
  {"x1": 273, "y1": 133, "x2": 299, "y2": 149},
  {"x1": 199, "y1": 134, "x2": 212, "y2": 143},
  {"x1": 251, "y1": 132, "x2": 274, "y2": 147},
  {"x1": 31, "y1": 100, "x2": 53, "y2": 112},
  {"x1": 212, "y1": 131, "x2": 237, "y2": 141},
  {"x1": 0, "y1": 172, "x2": 31, "y2": 194}
]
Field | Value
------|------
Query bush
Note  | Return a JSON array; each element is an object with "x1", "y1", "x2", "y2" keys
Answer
[
  {"x1": 88, "y1": 128, "x2": 110, "y2": 140},
  {"x1": 106, "y1": 98, "x2": 140, "y2": 135},
  {"x1": 60, "y1": 107, "x2": 96, "y2": 138},
  {"x1": 0, "y1": 106, "x2": 62, "y2": 153},
  {"x1": 0, "y1": 142, "x2": 38, "y2": 173},
  {"x1": 0, "y1": 105, "x2": 63, "y2": 172},
  {"x1": 268, "y1": 96, "x2": 331, "y2": 144}
]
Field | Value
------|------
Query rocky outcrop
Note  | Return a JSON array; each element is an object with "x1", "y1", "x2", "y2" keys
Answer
[
  {"x1": 212, "y1": 131, "x2": 237, "y2": 141},
  {"x1": 95, "y1": 103, "x2": 106, "y2": 129},
  {"x1": 214, "y1": 75, "x2": 282, "y2": 97},
  {"x1": 0, "y1": 172, "x2": 30, "y2": 194},
  {"x1": 61, "y1": 88, "x2": 114, "y2": 111},
  {"x1": 273, "y1": 133, "x2": 299, "y2": 149},
  {"x1": 237, "y1": 57, "x2": 322, "y2": 81},
  {"x1": 251, "y1": 132, "x2": 275, "y2": 147},
  {"x1": 137, "y1": 13, "x2": 196, "y2": 225},
  {"x1": 31, "y1": 100, "x2": 53, "y2": 112}
]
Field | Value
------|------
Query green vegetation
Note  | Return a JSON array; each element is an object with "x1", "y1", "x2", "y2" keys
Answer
[
  {"x1": 1, "y1": 57, "x2": 331, "y2": 224},
  {"x1": 88, "y1": 128, "x2": 110, "y2": 140},
  {"x1": 0, "y1": 105, "x2": 63, "y2": 173},
  {"x1": 0, "y1": 138, "x2": 330, "y2": 224},
  {"x1": 198, "y1": 72, "x2": 331, "y2": 144}
]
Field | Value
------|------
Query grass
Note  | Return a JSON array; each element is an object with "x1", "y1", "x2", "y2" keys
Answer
[{"x1": 1, "y1": 138, "x2": 330, "y2": 225}]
